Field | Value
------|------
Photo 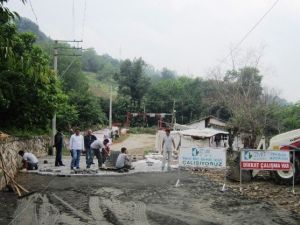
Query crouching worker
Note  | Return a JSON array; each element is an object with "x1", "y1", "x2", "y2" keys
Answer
[
  {"x1": 18, "y1": 150, "x2": 39, "y2": 170},
  {"x1": 90, "y1": 139, "x2": 110, "y2": 169},
  {"x1": 115, "y1": 147, "x2": 133, "y2": 172}
]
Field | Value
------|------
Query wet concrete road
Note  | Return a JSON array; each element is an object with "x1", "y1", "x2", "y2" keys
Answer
[{"x1": 1, "y1": 171, "x2": 300, "y2": 225}]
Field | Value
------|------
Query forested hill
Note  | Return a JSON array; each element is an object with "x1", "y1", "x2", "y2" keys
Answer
[
  {"x1": 1, "y1": 14, "x2": 299, "y2": 140},
  {"x1": 17, "y1": 17, "x2": 50, "y2": 43}
]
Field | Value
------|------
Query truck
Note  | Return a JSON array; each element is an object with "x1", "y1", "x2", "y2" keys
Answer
[
  {"x1": 267, "y1": 129, "x2": 300, "y2": 184},
  {"x1": 230, "y1": 129, "x2": 300, "y2": 184}
]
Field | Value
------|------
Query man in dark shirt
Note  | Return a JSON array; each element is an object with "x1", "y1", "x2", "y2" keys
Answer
[
  {"x1": 54, "y1": 129, "x2": 65, "y2": 166},
  {"x1": 84, "y1": 129, "x2": 97, "y2": 168}
]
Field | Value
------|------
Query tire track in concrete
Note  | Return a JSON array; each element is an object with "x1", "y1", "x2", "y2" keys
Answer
[
  {"x1": 89, "y1": 196, "x2": 113, "y2": 225},
  {"x1": 36, "y1": 194, "x2": 60, "y2": 225},
  {"x1": 51, "y1": 193, "x2": 93, "y2": 223},
  {"x1": 147, "y1": 205, "x2": 217, "y2": 225},
  {"x1": 59, "y1": 213, "x2": 90, "y2": 225},
  {"x1": 133, "y1": 201, "x2": 149, "y2": 225}
]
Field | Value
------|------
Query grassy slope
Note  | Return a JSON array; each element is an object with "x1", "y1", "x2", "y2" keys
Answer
[{"x1": 83, "y1": 71, "x2": 117, "y2": 99}]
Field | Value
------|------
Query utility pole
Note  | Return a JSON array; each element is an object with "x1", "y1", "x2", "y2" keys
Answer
[
  {"x1": 171, "y1": 99, "x2": 176, "y2": 129},
  {"x1": 51, "y1": 41, "x2": 58, "y2": 155},
  {"x1": 109, "y1": 85, "x2": 112, "y2": 130},
  {"x1": 51, "y1": 39, "x2": 82, "y2": 155}
]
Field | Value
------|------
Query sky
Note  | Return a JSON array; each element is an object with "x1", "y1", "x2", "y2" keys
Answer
[{"x1": 6, "y1": 0, "x2": 300, "y2": 102}]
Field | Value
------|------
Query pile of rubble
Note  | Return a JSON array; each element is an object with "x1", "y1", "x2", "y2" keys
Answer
[{"x1": 70, "y1": 169, "x2": 99, "y2": 175}]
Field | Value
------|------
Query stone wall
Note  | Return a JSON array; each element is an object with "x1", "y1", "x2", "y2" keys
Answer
[{"x1": 0, "y1": 136, "x2": 51, "y2": 190}]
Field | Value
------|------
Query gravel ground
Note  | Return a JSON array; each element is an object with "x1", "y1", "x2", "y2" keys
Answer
[
  {"x1": 193, "y1": 168, "x2": 300, "y2": 214},
  {"x1": 111, "y1": 134, "x2": 156, "y2": 155},
  {"x1": 1, "y1": 171, "x2": 300, "y2": 225},
  {"x1": 28, "y1": 155, "x2": 165, "y2": 176}
]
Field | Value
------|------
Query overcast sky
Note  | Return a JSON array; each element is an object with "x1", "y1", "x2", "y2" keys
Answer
[{"x1": 6, "y1": 0, "x2": 300, "y2": 102}]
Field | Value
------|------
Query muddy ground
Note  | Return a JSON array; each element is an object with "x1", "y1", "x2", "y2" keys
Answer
[
  {"x1": 1, "y1": 171, "x2": 300, "y2": 225},
  {"x1": 194, "y1": 169, "x2": 300, "y2": 214}
]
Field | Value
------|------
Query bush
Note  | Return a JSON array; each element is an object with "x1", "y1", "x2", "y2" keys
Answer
[{"x1": 128, "y1": 127, "x2": 156, "y2": 135}]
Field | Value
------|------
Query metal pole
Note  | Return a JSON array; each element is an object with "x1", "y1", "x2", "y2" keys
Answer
[
  {"x1": 175, "y1": 165, "x2": 181, "y2": 187},
  {"x1": 109, "y1": 85, "x2": 112, "y2": 129},
  {"x1": 221, "y1": 149, "x2": 227, "y2": 192},
  {"x1": 175, "y1": 145, "x2": 181, "y2": 187},
  {"x1": 292, "y1": 150, "x2": 296, "y2": 194},
  {"x1": 51, "y1": 41, "x2": 58, "y2": 156},
  {"x1": 171, "y1": 100, "x2": 175, "y2": 129},
  {"x1": 240, "y1": 150, "x2": 243, "y2": 193}
]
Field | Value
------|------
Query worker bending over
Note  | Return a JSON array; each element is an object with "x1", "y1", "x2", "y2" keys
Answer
[{"x1": 18, "y1": 150, "x2": 38, "y2": 170}]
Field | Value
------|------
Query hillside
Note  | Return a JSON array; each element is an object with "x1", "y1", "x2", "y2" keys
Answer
[
  {"x1": 16, "y1": 17, "x2": 120, "y2": 100},
  {"x1": 83, "y1": 71, "x2": 117, "y2": 99}
]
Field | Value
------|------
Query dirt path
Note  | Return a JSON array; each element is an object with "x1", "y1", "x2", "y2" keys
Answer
[
  {"x1": 1, "y1": 172, "x2": 300, "y2": 225},
  {"x1": 111, "y1": 134, "x2": 156, "y2": 155}
]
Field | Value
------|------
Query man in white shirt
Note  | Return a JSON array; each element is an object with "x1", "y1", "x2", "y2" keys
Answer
[
  {"x1": 161, "y1": 128, "x2": 175, "y2": 171},
  {"x1": 18, "y1": 150, "x2": 39, "y2": 170},
  {"x1": 116, "y1": 147, "x2": 132, "y2": 172},
  {"x1": 69, "y1": 128, "x2": 84, "y2": 170},
  {"x1": 90, "y1": 139, "x2": 109, "y2": 168}
]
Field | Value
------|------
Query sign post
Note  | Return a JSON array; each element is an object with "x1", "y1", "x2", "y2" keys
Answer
[
  {"x1": 178, "y1": 147, "x2": 227, "y2": 190},
  {"x1": 292, "y1": 150, "x2": 296, "y2": 194},
  {"x1": 240, "y1": 149, "x2": 290, "y2": 192}
]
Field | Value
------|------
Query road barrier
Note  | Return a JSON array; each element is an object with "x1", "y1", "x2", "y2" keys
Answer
[
  {"x1": 240, "y1": 149, "x2": 296, "y2": 194},
  {"x1": 177, "y1": 146, "x2": 227, "y2": 191}
]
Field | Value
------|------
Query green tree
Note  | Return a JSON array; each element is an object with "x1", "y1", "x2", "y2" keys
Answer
[
  {"x1": 0, "y1": 0, "x2": 26, "y2": 24},
  {"x1": 0, "y1": 21, "x2": 72, "y2": 131},
  {"x1": 211, "y1": 66, "x2": 280, "y2": 146},
  {"x1": 161, "y1": 67, "x2": 176, "y2": 80},
  {"x1": 145, "y1": 76, "x2": 205, "y2": 124},
  {"x1": 278, "y1": 103, "x2": 300, "y2": 131},
  {"x1": 115, "y1": 58, "x2": 150, "y2": 108}
]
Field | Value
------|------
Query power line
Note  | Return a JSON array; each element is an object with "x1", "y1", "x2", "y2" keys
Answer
[
  {"x1": 28, "y1": 0, "x2": 38, "y2": 25},
  {"x1": 81, "y1": 0, "x2": 87, "y2": 41},
  {"x1": 72, "y1": 0, "x2": 75, "y2": 38},
  {"x1": 219, "y1": 0, "x2": 280, "y2": 66},
  {"x1": 60, "y1": 57, "x2": 78, "y2": 77}
]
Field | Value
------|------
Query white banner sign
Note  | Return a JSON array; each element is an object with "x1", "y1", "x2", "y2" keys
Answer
[
  {"x1": 240, "y1": 150, "x2": 290, "y2": 170},
  {"x1": 179, "y1": 147, "x2": 226, "y2": 168}
]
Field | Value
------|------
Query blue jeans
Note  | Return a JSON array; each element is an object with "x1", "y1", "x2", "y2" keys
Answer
[
  {"x1": 86, "y1": 147, "x2": 94, "y2": 167},
  {"x1": 71, "y1": 149, "x2": 81, "y2": 169}
]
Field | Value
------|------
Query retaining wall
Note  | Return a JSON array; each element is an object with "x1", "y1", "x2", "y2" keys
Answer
[{"x1": 0, "y1": 136, "x2": 50, "y2": 190}]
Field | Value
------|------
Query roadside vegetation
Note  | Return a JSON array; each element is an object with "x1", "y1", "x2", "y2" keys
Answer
[{"x1": 1, "y1": 0, "x2": 300, "y2": 142}]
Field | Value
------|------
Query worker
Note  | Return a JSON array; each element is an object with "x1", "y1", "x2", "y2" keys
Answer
[
  {"x1": 115, "y1": 147, "x2": 133, "y2": 172},
  {"x1": 84, "y1": 129, "x2": 97, "y2": 166},
  {"x1": 69, "y1": 128, "x2": 84, "y2": 170},
  {"x1": 90, "y1": 139, "x2": 110, "y2": 169},
  {"x1": 53, "y1": 129, "x2": 65, "y2": 167},
  {"x1": 102, "y1": 136, "x2": 111, "y2": 164},
  {"x1": 161, "y1": 128, "x2": 175, "y2": 171},
  {"x1": 18, "y1": 150, "x2": 38, "y2": 170}
]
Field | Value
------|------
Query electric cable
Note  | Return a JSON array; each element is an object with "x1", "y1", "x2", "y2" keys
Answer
[
  {"x1": 28, "y1": 0, "x2": 38, "y2": 25},
  {"x1": 219, "y1": 0, "x2": 280, "y2": 66}
]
